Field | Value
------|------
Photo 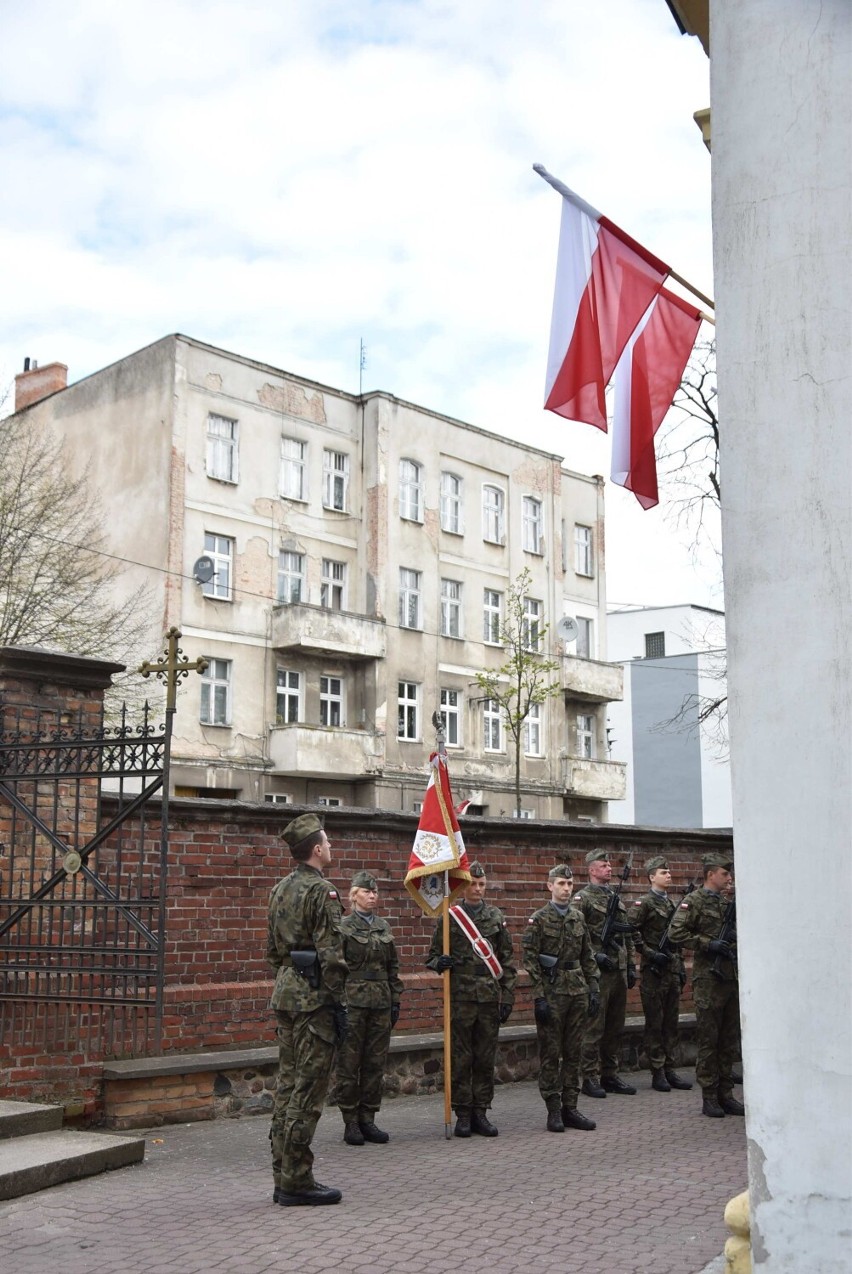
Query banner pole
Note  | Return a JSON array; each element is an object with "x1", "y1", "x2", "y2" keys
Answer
[{"x1": 442, "y1": 875, "x2": 452, "y2": 1138}]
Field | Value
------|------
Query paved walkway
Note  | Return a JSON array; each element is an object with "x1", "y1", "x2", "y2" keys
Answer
[{"x1": 1, "y1": 1070, "x2": 745, "y2": 1274}]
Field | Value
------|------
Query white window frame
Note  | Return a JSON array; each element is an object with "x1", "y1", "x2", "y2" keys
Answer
[
  {"x1": 482, "y1": 485, "x2": 505, "y2": 545},
  {"x1": 522, "y1": 496, "x2": 544, "y2": 554},
  {"x1": 277, "y1": 550, "x2": 305, "y2": 604},
  {"x1": 440, "y1": 688, "x2": 463, "y2": 747},
  {"x1": 321, "y1": 559, "x2": 347, "y2": 611},
  {"x1": 440, "y1": 471, "x2": 463, "y2": 534},
  {"x1": 206, "y1": 413, "x2": 239, "y2": 483},
  {"x1": 323, "y1": 449, "x2": 350, "y2": 512},
  {"x1": 523, "y1": 596, "x2": 543, "y2": 653},
  {"x1": 576, "y1": 616, "x2": 594, "y2": 659},
  {"x1": 280, "y1": 437, "x2": 306, "y2": 501},
  {"x1": 577, "y1": 712, "x2": 595, "y2": 759},
  {"x1": 524, "y1": 702, "x2": 543, "y2": 756},
  {"x1": 202, "y1": 533, "x2": 234, "y2": 602},
  {"x1": 399, "y1": 459, "x2": 424, "y2": 523},
  {"x1": 398, "y1": 681, "x2": 420, "y2": 741},
  {"x1": 200, "y1": 658, "x2": 231, "y2": 726},
  {"x1": 483, "y1": 698, "x2": 504, "y2": 752},
  {"x1": 483, "y1": 589, "x2": 503, "y2": 644},
  {"x1": 317, "y1": 796, "x2": 342, "y2": 807},
  {"x1": 399, "y1": 568, "x2": 422, "y2": 630},
  {"x1": 574, "y1": 524, "x2": 594, "y2": 577},
  {"x1": 320, "y1": 675, "x2": 344, "y2": 728},
  {"x1": 276, "y1": 669, "x2": 301, "y2": 724},
  {"x1": 440, "y1": 578, "x2": 463, "y2": 639}
]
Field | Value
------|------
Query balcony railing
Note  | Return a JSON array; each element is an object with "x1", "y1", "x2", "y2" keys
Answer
[
  {"x1": 562, "y1": 656, "x2": 624, "y2": 704},
  {"x1": 271, "y1": 603, "x2": 386, "y2": 661},
  {"x1": 564, "y1": 757, "x2": 627, "y2": 801},
  {"x1": 268, "y1": 724, "x2": 384, "y2": 778}
]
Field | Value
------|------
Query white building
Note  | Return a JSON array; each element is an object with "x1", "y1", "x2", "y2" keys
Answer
[
  {"x1": 8, "y1": 334, "x2": 626, "y2": 819},
  {"x1": 606, "y1": 603, "x2": 731, "y2": 828}
]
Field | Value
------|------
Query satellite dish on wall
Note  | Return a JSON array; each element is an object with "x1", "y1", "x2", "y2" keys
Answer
[
  {"x1": 556, "y1": 615, "x2": 580, "y2": 644},
  {"x1": 193, "y1": 555, "x2": 216, "y2": 584}
]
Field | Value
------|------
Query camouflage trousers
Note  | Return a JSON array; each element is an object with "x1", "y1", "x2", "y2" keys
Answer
[
  {"x1": 270, "y1": 1006, "x2": 336, "y2": 1192},
  {"x1": 534, "y1": 993, "x2": 587, "y2": 1108},
  {"x1": 330, "y1": 1005, "x2": 392, "y2": 1120},
  {"x1": 581, "y1": 966, "x2": 626, "y2": 1080},
  {"x1": 639, "y1": 968, "x2": 682, "y2": 1071},
  {"x1": 693, "y1": 975, "x2": 741, "y2": 1097},
  {"x1": 450, "y1": 999, "x2": 500, "y2": 1113}
]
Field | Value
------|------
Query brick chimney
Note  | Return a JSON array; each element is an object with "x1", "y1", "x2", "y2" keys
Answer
[{"x1": 14, "y1": 357, "x2": 69, "y2": 412}]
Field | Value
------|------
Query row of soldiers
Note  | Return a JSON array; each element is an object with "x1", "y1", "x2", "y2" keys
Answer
[{"x1": 266, "y1": 813, "x2": 741, "y2": 1207}]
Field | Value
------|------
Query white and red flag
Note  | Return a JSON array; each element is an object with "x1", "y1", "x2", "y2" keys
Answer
[
  {"x1": 535, "y1": 164, "x2": 670, "y2": 431},
  {"x1": 405, "y1": 751, "x2": 471, "y2": 917},
  {"x1": 611, "y1": 288, "x2": 702, "y2": 509}
]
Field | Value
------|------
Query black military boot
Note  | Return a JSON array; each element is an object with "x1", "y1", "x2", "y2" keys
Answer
[
  {"x1": 651, "y1": 1069, "x2": 671, "y2": 1092},
  {"x1": 343, "y1": 1118, "x2": 365, "y2": 1145},
  {"x1": 359, "y1": 1118, "x2": 390, "y2": 1143},
  {"x1": 702, "y1": 1091, "x2": 726, "y2": 1118},
  {"x1": 454, "y1": 1111, "x2": 472, "y2": 1138},
  {"x1": 561, "y1": 1106, "x2": 596, "y2": 1131},
  {"x1": 277, "y1": 1182, "x2": 343, "y2": 1206},
  {"x1": 545, "y1": 1098, "x2": 565, "y2": 1132},
  {"x1": 719, "y1": 1093, "x2": 745, "y2": 1116},
  {"x1": 601, "y1": 1074, "x2": 637, "y2": 1095},
  {"x1": 471, "y1": 1109, "x2": 498, "y2": 1137},
  {"x1": 582, "y1": 1076, "x2": 607, "y2": 1099},
  {"x1": 665, "y1": 1069, "x2": 693, "y2": 1090}
]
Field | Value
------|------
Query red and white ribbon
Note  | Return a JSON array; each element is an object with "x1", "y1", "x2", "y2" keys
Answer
[{"x1": 448, "y1": 905, "x2": 503, "y2": 980}]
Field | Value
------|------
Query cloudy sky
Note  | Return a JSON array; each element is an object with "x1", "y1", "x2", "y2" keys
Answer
[{"x1": 0, "y1": 0, "x2": 719, "y2": 611}]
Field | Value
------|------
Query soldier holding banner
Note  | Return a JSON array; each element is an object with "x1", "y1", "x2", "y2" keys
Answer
[{"x1": 425, "y1": 862, "x2": 516, "y2": 1138}]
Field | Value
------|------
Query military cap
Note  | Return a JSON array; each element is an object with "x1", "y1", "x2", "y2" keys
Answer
[
  {"x1": 645, "y1": 855, "x2": 669, "y2": 873},
  {"x1": 702, "y1": 852, "x2": 733, "y2": 871},
  {"x1": 548, "y1": 864, "x2": 573, "y2": 880},
  {"x1": 351, "y1": 870, "x2": 378, "y2": 891},
  {"x1": 281, "y1": 813, "x2": 323, "y2": 850},
  {"x1": 584, "y1": 849, "x2": 610, "y2": 865},
  {"x1": 469, "y1": 861, "x2": 487, "y2": 878}
]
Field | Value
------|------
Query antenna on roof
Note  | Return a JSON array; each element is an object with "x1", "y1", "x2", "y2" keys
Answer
[{"x1": 359, "y1": 338, "x2": 366, "y2": 397}]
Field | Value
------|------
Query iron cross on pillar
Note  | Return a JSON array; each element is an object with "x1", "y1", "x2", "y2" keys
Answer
[{"x1": 139, "y1": 627, "x2": 209, "y2": 713}]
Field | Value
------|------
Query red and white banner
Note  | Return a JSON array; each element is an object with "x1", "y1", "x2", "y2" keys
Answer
[
  {"x1": 405, "y1": 752, "x2": 471, "y2": 917},
  {"x1": 611, "y1": 287, "x2": 702, "y2": 509},
  {"x1": 449, "y1": 905, "x2": 503, "y2": 979},
  {"x1": 536, "y1": 165, "x2": 669, "y2": 431}
]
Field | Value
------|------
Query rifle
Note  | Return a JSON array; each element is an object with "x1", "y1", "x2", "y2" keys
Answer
[
  {"x1": 650, "y1": 882, "x2": 696, "y2": 977},
  {"x1": 598, "y1": 851, "x2": 634, "y2": 966},
  {"x1": 711, "y1": 896, "x2": 737, "y2": 980}
]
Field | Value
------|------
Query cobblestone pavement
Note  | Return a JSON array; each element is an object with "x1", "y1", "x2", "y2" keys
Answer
[{"x1": 1, "y1": 1070, "x2": 745, "y2": 1274}]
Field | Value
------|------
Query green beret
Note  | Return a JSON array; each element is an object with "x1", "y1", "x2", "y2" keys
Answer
[
  {"x1": 702, "y1": 852, "x2": 733, "y2": 871},
  {"x1": 351, "y1": 870, "x2": 378, "y2": 891},
  {"x1": 548, "y1": 864, "x2": 573, "y2": 881},
  {"x1": 585, "y1": 849, "x2": 610, "y2": 865},
  {"x1": 469, "y1": 861, "x2": 487, "y2": 878},
  {"x1": 281, "y1": 813, "x2": 323, "y2": 850},
  {"x1": 645, "y1": 856, "x2": 668, "y2": 873}
]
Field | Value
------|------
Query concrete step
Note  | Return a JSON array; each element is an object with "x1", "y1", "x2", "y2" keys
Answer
[
  {"x1": 0, "y1": 1129, "x2": 145, "y2": 1200},
  {"x1": 0, "y1": 1100, "x2": 64, "y2": 1139}
]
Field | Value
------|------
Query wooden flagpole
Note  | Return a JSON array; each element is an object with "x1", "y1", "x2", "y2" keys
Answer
[{"x1": 432, "y1": 711, "x2": 454, "y2": 1139}]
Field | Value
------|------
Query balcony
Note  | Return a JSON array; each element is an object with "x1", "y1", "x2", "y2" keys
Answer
[
  {"x1": 268, "y1": 724, "x2": 384, "y2": 779},
  {"x1": 565, "y1": 758, "x2": 627, "y2": 802},
  {"x1": 271, "y1": 603, "x2": 386, "y2": 661},
  {"x1": 562, "y1": 656, "x2": 624, "y2": 704}
]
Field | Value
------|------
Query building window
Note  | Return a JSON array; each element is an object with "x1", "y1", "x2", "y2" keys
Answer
[
  {"x1": 525, "y1": 703, "x2": 543, "y2": 756},
  {"x1": 482, "y1": 485, "x2": 505, "y2": 544},
  {"x1": 574, "y1": 524, "x2": 594, "y2": 576},
  {"x1": 576, "y1": 616, "x2": 594, "y2": 660},
  {"x1": 577, "y1": 713, "x2": 595, "y2": 759},
  {"x1": 440, "y1": 688, "x2": 462, "y2": 747},
  {"x1": 522, "y1": 596, "x2": 543, "y2": 652},
  {"x1": 398, "y1": 681, "x2": 420, "y2": 741},
  {"x1": 277, "y1": 551, "x2": 304, "y2": 604},
  {"x1": 202, "y1": 533, "x2": 234, "y2": 601},
  {"x1": 280, "y1": 437, "x2": 306, "y2": 501},
  {"x1": 200, "y1": 658, "x2": 231, "y2": 726},
  {"x1": 323, "y1": 450, "x2": 350, "y2": 512},
  {"x1": 320, "y1": 675, "x2": 344, "y2": 727},
  {"x1": 206, "y1": 413, "x2": 239, "y2": 483},
  {"x1": 483, "y1": 589, "x2": 503, "y2": 644},
  {"x1": 483, "y1": 699, "x2": 503, "y2": 752},
  {"x1": 645, "y1": 631, "x2": 666, "y2": 659},
  {"x1": 440, "y1": 579, "x2": 463, "y2": 638},
  {"x1": 399, "y1": 459, "x2": 424, "y2": 522},
  {"x1": 522, "y1": 496, "x2": 544, "y2": 554},
  {"x1": 321, "y1": 559, "x2": 347, "y2": 611},
  {"x1": 317, "y1": 796, "x2": 342, "y2": 807},
  {"x1": 399, "y1": 568, "x2": 422, "y2": 630},
  {"x1": 276, "y1": 669, "x2": 301, "y2": 724},
  {"x1": 513, "y1": 809, "x2": 533, "y2": 819},
  {"x1": 440, "y1": 472, "x2": 463, "y2": 534}
]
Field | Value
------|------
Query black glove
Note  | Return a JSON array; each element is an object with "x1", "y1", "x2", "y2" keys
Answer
[
  {"x1": 332, "y1": 1003, "x2": 348, "y2": 1045},
  {"x1": 587, "y1": 990, "x2": 601, "y2": 1018},
  {"x1": 533, "y1": 997, "x2": 551, "y2": 1026},
  {"x1": 595, "y1": 951, "x2": 616, "y2": 973},
  {"x1": 626, "y1": 964, "x2": 637, "y2": 990},
  {"x1": 649, "y1": 950, "x2": 671, "y2": 970},
  {"x1": 678, "y1": 968, "x2": 687, "y2": 990},
  {"x1": 708, "y1": 939, "x2": 733, "y2": 959},
  {"x1": 433, "y1": 954, "x2": 455, "y2": 973},
  {"x1": 498, "y1": 1002, "x2": 512, "y2": 1024},
  {"x1": 390, "y1": 1004, "x2": 400, "y2": 1027}
]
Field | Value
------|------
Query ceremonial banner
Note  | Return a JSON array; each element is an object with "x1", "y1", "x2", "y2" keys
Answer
[{"x1": 405, "y1": 751, "x2": 471, "y2": 916}]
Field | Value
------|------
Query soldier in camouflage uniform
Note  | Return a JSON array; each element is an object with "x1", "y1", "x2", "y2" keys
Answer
[
  {"x1": 332, "y1": 870, "x2": 403, "y2": 1147},
  {"x1": 522, "y1": 865, "x2": 600, "y2": 1133},
  {"x1": 425, "y1": 862, "x2": 516, "y2": 1138},
  {"x1": 267, "y1": 814, "x2": 348, "y2": 1207},
  {"x1": 669, "y1": 851, "x2": 743, "y2": 1118},
  {"x1": 630, "y1": 856, "x2": 693, "y2": 1093},
  {"x1": 575, "y1": 849, "x2": 638, "y2": 1098}
]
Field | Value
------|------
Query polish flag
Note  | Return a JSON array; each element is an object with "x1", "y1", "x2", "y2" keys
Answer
[
  {"x1": 611, "y1": 288, "x2": 702, "y2": 509},
  {"x1": 405, "y1": 752, "x2": 471, "y2": 917},
  {"x1": 536, "y1": 165, "x2": 670, "y2": 430}
]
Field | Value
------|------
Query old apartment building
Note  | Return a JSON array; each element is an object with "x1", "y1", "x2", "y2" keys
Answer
[{"x1": 10, "y1": 335, "x2": 625, "y2": 818}]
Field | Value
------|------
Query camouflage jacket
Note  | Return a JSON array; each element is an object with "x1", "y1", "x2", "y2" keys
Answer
[
  {"x1": 573, "y1": 884, "x2": 636, "y2": 974},
  {"x1": 340, "y1": 912, "x2": 404, "y2": 1011},
  {"x1": 266, "y1": 864, "x2": 348, "y2": 1011},
  {"x1": 630, "y1": 891, "x2": 685, "y2": 974},
  {"x1": 668, "y1": 887, "x2": 737, "y2": 983},
  {"x1": 521, "y1": 902, "x2": 599, "y2": 1000},
  {"x1": 426, "y1": 902, "x2": 516, "y2": 1005}
]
